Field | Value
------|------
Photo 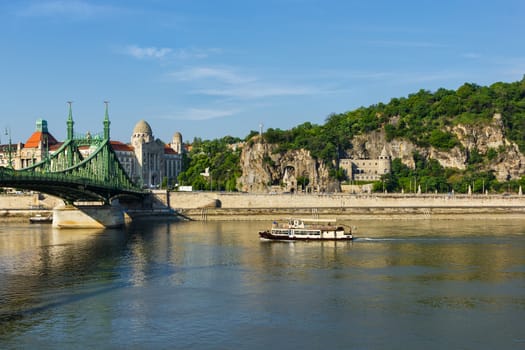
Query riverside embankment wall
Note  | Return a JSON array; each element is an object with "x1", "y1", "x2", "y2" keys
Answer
[
  {"x1": 2, "y1": 191, "x2": 525, "y2": 221},
  {"x1": 0, "y1": 193, "x2": 62, "y2": 221},
  {"x1": 163, "y1": 191, "x2": 525, "y2": 221}
]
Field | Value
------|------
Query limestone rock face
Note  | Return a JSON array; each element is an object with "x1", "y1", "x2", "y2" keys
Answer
[
  {"x1": 344, "y1": 114, "x2": 524, "y2": 181},
  {"x1": 451, "y1": 114, "x2": 524, "y2": 180},
  {"x1": 237, "y1": 141, "x2": 336, "y2": 193},
  {"x1": 238, "y1": 114, "x2": 525, "y2": 192}
]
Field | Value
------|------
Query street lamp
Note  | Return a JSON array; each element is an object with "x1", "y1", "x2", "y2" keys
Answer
[{"x1": 5, "y1": 128, "x2": 13, "y2": 169}]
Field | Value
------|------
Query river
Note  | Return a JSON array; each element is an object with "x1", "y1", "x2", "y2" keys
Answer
[{"x1": 0, "y1": 218, "x2": 524, "y2": 349}]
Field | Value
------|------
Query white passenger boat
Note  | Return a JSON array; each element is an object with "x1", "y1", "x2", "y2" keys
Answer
[
  {"x1": 259, "y1": 218, "x2": 353, "y2": 241},
  {"x1": 29, "y1": 214, "x2": 53, "y2": 224}
]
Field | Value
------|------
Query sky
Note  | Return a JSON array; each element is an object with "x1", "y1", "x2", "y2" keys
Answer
[{"x1": 1, "y1": 0, "x2": 524, "y2": 145}]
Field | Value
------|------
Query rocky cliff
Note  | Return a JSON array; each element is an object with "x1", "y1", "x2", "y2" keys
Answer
[
  {"x1": 237, "y1": 139, "x2": 339, "y2": 193},
  {"x1": 238, "y1": 113, "x2": 525, "y2": 192},
  {"x1": 349, "y1": 113, "x2": 523, "y2": 181}
]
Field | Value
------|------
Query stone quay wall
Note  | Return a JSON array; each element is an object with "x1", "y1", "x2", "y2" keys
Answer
[
  {"x1": 0, "y1": 193, "x2": 62, "y2": 221},
  {"x1": 163, "y1": 191, "x2": 525, "y2": 221},
  {"x1": 2, "y1": 191, "x2": 525, "y2": 222}
]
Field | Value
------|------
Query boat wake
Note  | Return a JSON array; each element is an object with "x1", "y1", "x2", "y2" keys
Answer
[
  {"x1": 354, "y1": 237, "x2": 426, "y2": 242},
  {"x1": 354, "y1": 237, "x2": 452, "y2": 243}
]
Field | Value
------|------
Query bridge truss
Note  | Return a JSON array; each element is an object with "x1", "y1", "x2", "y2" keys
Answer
[{"x1": 0, "y1": 104, "x2": 145, "y2": 204}]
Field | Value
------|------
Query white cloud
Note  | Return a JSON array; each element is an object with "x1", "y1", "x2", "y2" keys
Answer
[
  {"x1": 368, "y1": 40, "x2": 446, "y2": 48},
  {"x1": 462, "y1": 52, "x2": 481, "y2": 59},
  {"x1": 18, "y1": 0, "x2": 116, "y2": 18},
  {"x1": 169, "y1": 66, "x2": 327, "y2": 99},
  {"x1": 195, "y1": 85, "x2": 321, "y2": 99},
  {"x1": 172, "y1": 48, "x2": 223, "y2": 60},
  {"x1": 123, "y1": 45, "x2": 172, "y2": 60},
  {"x1": 160, "y1": 108, "x2": 239, "y2": 121},
  {"x1": 119, "y1": 46, "x2": 221, "y2": 61},
  {"x1": 170, "y1": 67, "x2": 255, "y2": 84}
]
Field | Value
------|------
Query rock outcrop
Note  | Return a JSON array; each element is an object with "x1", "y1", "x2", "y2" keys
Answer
[
  {"x1": 237, "y1": 140, "x2": 338, "y2": 193},
  {"x1": 347, "y1": 113, "x2": 523, "y2": 181},
  {"x1": 238, "y1": 114, "x2": 525, "y2": 192}
]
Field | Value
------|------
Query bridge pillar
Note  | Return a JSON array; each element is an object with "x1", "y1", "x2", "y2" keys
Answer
[{"x1": 52, "y1": 202, "x2": 125, "y2": 229}]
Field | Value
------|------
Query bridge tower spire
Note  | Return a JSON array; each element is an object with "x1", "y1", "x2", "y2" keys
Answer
[
  {"x1": 103, "y1": 101, "x2": 110, "y2": 140},
  {"x1": 67, "y1": 101, "x2": 74, "y2": 140}
]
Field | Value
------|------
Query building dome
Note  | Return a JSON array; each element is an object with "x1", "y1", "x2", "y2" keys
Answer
[
  {"x1": 172, "y1": 131, "x2": 182, "y2": 143},
  {"x1": 133, "y1": 120, "x2": 153, "y2": 136}
]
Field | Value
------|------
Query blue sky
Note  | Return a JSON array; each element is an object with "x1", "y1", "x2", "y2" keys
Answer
[{"x1": 1, "y1": 0, "x2": 524, "y2": 145}]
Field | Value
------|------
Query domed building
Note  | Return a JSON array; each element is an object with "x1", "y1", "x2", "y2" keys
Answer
[{"x1": 125, "y1": 120, "x2": 183, "y2": 188}]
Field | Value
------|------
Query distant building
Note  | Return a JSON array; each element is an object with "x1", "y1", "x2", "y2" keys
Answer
[
  {"x1": 129, "y1": 120, "x2": 183, "y2": 188},
  {"x1": 339, "y1": 146, "x2": 391, "y2": 181},
  {"x1": 0, "y1": 117, "x2": 184, "y2": 189},
  {"x1": 0, "y1": 119, "x2": 61, "y2": 169},
  {"x1": 19, "y1": 119, "x2": 61, "y2": 168}
]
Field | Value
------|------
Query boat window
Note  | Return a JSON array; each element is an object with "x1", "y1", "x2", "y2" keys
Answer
[
  {"x1": 274, "y1": 229, "x2": 289, "y2": 235},
  {"x1": 293, "y1": 230, "x2": 321, "y2": 235}
]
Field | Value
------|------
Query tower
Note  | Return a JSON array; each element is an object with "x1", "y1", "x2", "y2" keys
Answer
[
  {"x1": 378, "y1": 145, "x2": 391, "y2": 175},
  {"x1": 171, "y1": 132, "x2": 183, "y2": 154}
]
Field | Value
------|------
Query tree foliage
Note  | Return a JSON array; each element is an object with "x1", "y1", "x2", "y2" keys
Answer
[{"x1": 177, "y1": 136, "x2": 242, "y2": 191}]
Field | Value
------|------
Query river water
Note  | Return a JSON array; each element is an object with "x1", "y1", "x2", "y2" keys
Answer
[{"x1": 0, "y1": 218, "x2": 524, "y2": 349}]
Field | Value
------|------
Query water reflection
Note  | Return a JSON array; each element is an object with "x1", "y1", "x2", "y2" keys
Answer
[
  {"x1": 0, "y1": 218, "x2": 524, "y2": 349},
  {"x1": 0, "y1": 226, "x2": 128, "y2": 334}
]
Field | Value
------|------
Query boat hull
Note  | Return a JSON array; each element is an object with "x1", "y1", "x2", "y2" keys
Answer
[
  {"x1": 259, "y1": 230, "x2": 353, "y2": 241},
  {"x1": 29, "y1": 216, "x2": 53, "y2": 224}
]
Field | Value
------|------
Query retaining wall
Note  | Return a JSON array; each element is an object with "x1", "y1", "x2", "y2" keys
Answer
[{"x1": 166, "y1": 191, "x2": 525, "y2": 209}]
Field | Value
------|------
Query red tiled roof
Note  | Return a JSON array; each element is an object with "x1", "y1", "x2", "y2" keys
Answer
[
  {"x1": 49, "y1": 142, "x2": 63, "y2": 151},
  {"x1": 164, "y1": 145, "x2": 178, "y2": 155},
  {"x1": 110, "y1": 140, "x2": 134, "y2": 152},
  {"x1": 24, "y1": 131, "x2": 58, "y2": 148}
]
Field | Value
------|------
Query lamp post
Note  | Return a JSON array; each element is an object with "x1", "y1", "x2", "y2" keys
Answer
[{"x1": 5, "y1": 128, "x2": 13, "y2": 169}]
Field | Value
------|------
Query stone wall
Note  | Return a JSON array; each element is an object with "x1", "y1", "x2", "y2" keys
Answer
[
  {"x1": 0, "y1": 193, "x2": 61, "y2": 210},
  {"x1": 2, "y1": 191, "x2": 525, "y2": 222},
  {"x1": 167, "y1": 191, "x2": 525, "y2": 209}
]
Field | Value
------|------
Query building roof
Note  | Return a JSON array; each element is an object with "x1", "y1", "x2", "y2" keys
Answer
[
  {"x1": 110, "y1": 140, "x2": 134, "y2": 152},
  {"x1": 49, "y1": 142, "x2": 63, "y2": 151},
  {"x1": 164, "y1": 145, "x2": 178, "y2": 155},
  {"x1": 24, "y1": 131, "x2": 59, "y2": 148}
]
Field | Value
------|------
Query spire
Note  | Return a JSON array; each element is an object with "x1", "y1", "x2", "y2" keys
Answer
[
  {"x1": 103, "y1": 101, "x2": 110, "y2": 139},
  {"x1": 67, "y1": 101, "x2": 74, "y2": 140},
  {"x1": 380, "y1": 145, "x2": 389, "y2": 159}
]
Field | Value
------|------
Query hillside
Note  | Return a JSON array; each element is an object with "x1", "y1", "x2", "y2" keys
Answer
[{"x1": 181, "y1": 77, "x2": 525, "y2": 194}]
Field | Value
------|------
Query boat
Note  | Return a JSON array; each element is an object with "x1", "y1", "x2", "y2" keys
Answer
[
  {"x1": 29, "y1": 214, "x2": 53, "y2": 224},
  {"x1": 259, "y1": 218, "x2": 353, "y2": 241}
]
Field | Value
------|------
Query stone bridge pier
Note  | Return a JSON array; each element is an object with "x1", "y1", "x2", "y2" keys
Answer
[{"x1": 52, "y1": 202, "x2": 126, "y2": 229}]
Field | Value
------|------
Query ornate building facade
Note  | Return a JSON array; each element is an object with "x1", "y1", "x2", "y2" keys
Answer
[
  {"x1": 128, "y1": 120, "x2": 183, "y2": 188},
  {"x1": 0, "y1": 116, "x2": 184, "y2": 189},
  {"x1": 0, "y1": 119, "x2": 61, "y2": 169}
]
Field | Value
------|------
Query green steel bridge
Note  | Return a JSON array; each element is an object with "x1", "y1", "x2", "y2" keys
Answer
[{"x1": 0, "y1": 104, "x2": 146, "y2": 204}]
